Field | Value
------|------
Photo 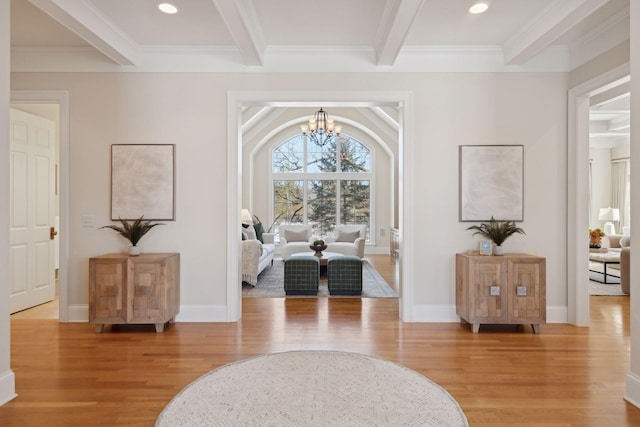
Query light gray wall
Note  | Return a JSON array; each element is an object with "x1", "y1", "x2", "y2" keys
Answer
[
  {"x1": 10, "y1": 71, "x2": 568, "y2": 320},
  {"x1": 0, "y1": 0, "x2": 16, "y2": 406},
  {"x1": 626, "y1": 0, "x2": 640, "y2": 407}
]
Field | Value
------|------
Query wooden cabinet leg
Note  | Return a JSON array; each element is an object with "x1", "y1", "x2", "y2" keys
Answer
[
  {"x1": 472, "y1": 323, "x2": 480, "y2": 333},
  {"x1": 155, "y1": 323, "x2": 165, "y2": 333},
  {"x1": 95, "y1": 324, "x2": 104, "y2": 334},
  {"x1": 532, "y1": 324, "x2": 540, "y2": 333}
]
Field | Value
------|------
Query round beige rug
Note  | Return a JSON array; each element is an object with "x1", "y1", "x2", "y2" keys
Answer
[{"x1": 156, "y1": 350, "x2": 468, "y2": 426}]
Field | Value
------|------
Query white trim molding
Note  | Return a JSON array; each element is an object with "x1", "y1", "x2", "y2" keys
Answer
[
  {"x1": 567, "y1": 63, "x2": 630, "y2": 326},
  {"x1": 227, "y1": 91, "x2": 414, "y2": 322}
]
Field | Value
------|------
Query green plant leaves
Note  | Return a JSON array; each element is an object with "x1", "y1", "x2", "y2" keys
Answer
[
  {"x1": 466, "y1": 216, "x2": 525, "y2": 246},
  {"x1": 100, "y1": 216, "x2": 164, "y2": 246}
]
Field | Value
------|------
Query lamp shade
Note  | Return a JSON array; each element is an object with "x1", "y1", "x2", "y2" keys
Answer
[
  {"x1": 598, "y1": 207, "x2": 620, "y2": 221},
  {"x1": 241, "y1": 209, "x2": 253, "y2": 224}
]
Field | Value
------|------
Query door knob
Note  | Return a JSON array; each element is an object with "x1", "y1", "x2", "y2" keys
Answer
[{"x1": 50, "y1": 226, "x2": 58, "y2": 240}]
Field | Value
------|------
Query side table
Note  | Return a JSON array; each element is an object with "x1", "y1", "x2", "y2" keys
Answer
[{"x1": 89, "y1": 253, "x2": 180, "y2": 333}]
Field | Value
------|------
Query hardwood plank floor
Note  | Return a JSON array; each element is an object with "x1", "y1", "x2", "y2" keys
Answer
[{"x1": 2, "y1": 254, "x2": 639, "y2": 426}]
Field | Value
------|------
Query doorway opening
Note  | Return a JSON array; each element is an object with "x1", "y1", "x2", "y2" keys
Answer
[
  {"x1": 10, "y1": 91, "x2": 69, "y2": 321},
  {"x1": 567, "y1": 64, "x2": 630, "y2": 325},
  {"x1": 226, "y1": 92, "x2": 415, "y2": 322}
]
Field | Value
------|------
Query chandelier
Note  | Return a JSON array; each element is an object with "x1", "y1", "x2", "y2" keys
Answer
[{"x1": 300, "y1": 107, "x2": 342, "y2": 146}]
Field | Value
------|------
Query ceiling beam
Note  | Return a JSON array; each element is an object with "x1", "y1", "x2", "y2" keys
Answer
[
  {"x1": 211, "y1": 0, "x2": 265, "y2": 66},
  {"x1": 502, "y1": 0, "x2": 608, "y2": 66},
  {"x1": 28, "y1": 0, "x2": 137, "y2": 65},
  {"x1": 590, "y1": 81, "x2": 631, "y2": 107},
  {"x1": 374, "y1": 0, "x2": 425, "y2": 66}
]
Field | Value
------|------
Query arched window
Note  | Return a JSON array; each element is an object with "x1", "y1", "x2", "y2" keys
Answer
[{"x1": 272, "y1": 134, "x2": 371, "y2": 240}]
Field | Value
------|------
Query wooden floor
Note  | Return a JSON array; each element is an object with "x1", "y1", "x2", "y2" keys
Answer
[{"x1": 2, "y1": 254, "x2": 639, "y2": 426}]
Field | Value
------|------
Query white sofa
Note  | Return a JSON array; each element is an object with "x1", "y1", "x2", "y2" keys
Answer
[
  {"x1": 325, "y1": 224, "x2": 367, "y2": 258},
  {"x1": 279, "y1": 224, "x2": 314, "y2": 259},
  {"x1": 241, "y1": 228, "x2": 275, "y2": 286}
]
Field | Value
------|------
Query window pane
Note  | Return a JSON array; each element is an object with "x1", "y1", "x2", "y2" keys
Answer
[
  {"x1": 340, "y1": 180, "x2": 370, "y2": 239},
  {"x1": 273, "y1": 136, "x2": 304, "y2": 173},
  {"x1": 308, "y1": 180, "x2": 336, "y2": 237},
  {"x1": 273, "y1": 180, "x2": 304, "y2": 238},
  {"x1": 340, "y1": 138, "x2": 370, "y2": 172},
  {"x1": 307, "y1": 138, "x2": 337, "y2": 173}
]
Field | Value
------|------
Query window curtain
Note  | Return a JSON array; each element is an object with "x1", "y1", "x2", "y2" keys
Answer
[
  {"x1": 589, "y1": 160, "x2": 593, "y2": 228},
  {"x1": 610, "y1": 159, "x2": 629, "y2": 231}
]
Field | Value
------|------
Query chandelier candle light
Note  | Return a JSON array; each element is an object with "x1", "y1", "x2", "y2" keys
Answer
[{"x1": 300, "y1": 107, "x2": 342, "y2": 146}]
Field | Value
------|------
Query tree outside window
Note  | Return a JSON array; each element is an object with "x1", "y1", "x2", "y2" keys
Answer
[{"x1": 272, "y1": 134, "x2": 371, "y2": 241}]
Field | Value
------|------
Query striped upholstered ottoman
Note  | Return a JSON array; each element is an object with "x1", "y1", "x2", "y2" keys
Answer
[
  {"x1": 284, "y1": 256, "x2": 320, "y2": 295},
  {"x1": 327, "y1": 256, "x2": 363, "y2": 296}
]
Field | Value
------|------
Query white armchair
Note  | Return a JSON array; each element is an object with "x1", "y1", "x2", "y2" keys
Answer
[
  {"x1": 326, "y1": 225, "x2": 367, "y2": 258},
  {"x1": 279, "y1": 224, "x2": 314, "y2": 259}
]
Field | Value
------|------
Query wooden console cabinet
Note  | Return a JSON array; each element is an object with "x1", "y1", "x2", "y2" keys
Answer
[
  {"x1": 89, "y1": 253, "x2": 180, "y2": 333},
  {"x1": 456, "y1": 253, "x2": 546, "y2": 333}
]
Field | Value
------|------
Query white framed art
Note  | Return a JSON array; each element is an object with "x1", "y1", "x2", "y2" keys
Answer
[
  {"x1": 459, "y1": 145, "x2": 523, "y2": 222},
  {"x1": 111, "y1": 144, "x2": 175, "y2": 220}
]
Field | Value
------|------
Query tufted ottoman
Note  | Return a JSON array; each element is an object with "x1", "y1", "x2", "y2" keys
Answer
[
  {"x1": 284, "y1": 256, "x2": 320, "y2": 295},
  {"x1": 327, "y1": 256, "x2": 363, "y2": 295}
]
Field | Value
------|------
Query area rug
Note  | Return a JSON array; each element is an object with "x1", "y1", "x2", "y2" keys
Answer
[
  {"x1": 243, "y1": 259, "x2": 397, "y2": 298},
  {"x1": 156, "y1": 350, "x2": 469, "y2": 427},
  {"x1": 589, "y1": 280, "x2": 626, "y2": 296}
]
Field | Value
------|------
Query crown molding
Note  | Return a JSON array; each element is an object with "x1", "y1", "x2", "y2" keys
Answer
[{"x1": 11, "y1": 44, "x2": 571, "y2": 73}]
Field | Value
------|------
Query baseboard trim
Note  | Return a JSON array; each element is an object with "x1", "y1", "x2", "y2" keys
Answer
[
  {"x1": 0, "y1": 369, "x2": 16, "y2": 406},
  {"x1": 547, "y1": 305, "x2": 568, "y2": 323},
  {"x1": 625, "y1": 371, "x2": 640, "y2": 409},
  {"x1": 410, "y1": 304, "x2": 569, "y2": 324},
  {"x1": 65, "y1": 304, "x2": 230, "y2": 323},
  {"x1": 410, "y1": 304, "x2": 459, "y2": 322},
  {"x1": 67, "y1": 304, "x2": 89, "y2": 322},
  {"x1": 64, "y1": 303, "x2": 569, "y2": 324},
  {"x1": 176, "y1": 305, "x2": 230, "y2": 322}
]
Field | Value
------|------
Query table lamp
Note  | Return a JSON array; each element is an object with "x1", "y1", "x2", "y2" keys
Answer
[
  {"x1": 598, "y1": 207, "x2": 619, "y2": 236},
  {"x1": 241, "y1": 209, "x2": 253, "y2": 225}
]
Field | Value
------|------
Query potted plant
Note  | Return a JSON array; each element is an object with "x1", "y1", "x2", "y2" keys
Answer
[
  {"x1": 101, "y1": 216, "x2": 164, "y2": 256},
  {"x1": 466, "y1": 216, "x2": 525, "y2": 255}
]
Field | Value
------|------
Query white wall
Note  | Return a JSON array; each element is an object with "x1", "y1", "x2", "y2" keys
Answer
[
  {"x1": 0, "y1": 0, "x2": 16, "y2": 406},
  {"x1": 626, "y1": 0, "x2": 640, "y2": 408},
  {"x1": 10, "y1": 71, "x2": 568, "y2": 321}
]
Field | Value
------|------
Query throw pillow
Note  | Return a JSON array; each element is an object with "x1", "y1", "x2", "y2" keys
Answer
[
  {"x1": 620, "y1": 236, "x2": 630, "y2": 247},
  {"x1": 244, "y1": 226, "x2": 257, "y2": 240},
  {"x1": 253, "y1": 222, "x2": 264, "y2": 243},
  {"x1": 336, "y1": 230, "x2": 360, "y2": 243},
  {"x1": 284, "y1": 229, "x2": 308, "y2": 242}
]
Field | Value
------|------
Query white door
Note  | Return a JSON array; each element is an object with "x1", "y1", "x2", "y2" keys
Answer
[{"x1": 9, "y1": 108, "x2": 56, "y2": 314}]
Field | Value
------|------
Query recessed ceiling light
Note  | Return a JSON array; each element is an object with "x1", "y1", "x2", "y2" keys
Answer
[
  {"x1": 158, "y1": 3, "x2": 178, "y2": 14},
  {"x1": 469, "y1": 2, "x2": 489, "y2": 14}
]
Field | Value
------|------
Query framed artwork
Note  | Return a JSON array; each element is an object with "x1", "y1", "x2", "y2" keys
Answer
[
  {"x1": 459, "y1": 145, "x2": 523, "y2": 222},
  {"x1": 111, "y1": 144, "x2": 175, "y2": 220},
  {"x1": 479, "y1": 240, "x2": 492, "y2": 256}
]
